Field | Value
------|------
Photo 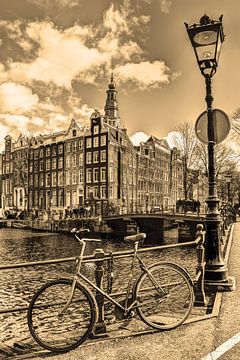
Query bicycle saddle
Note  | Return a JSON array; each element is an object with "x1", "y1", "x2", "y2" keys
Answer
[
  {"x1": 71, "y1": 228, "x2": 90, "y2": 234},
  {"x1": 124, "y1": 233, "x2": 146, "y2": 242}
]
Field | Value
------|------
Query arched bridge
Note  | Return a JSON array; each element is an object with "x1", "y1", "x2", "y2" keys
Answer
[{"x1": 103, "y1": 213, "x2": 206, "y2": 243}]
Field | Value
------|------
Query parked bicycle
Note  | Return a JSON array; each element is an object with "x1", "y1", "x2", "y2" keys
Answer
[{"x1": 27, "y1": 229, "x2": 194, "y2": 353}]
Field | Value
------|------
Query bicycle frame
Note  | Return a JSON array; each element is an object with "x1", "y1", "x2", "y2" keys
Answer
[{"x1": 62, "y1": 235, "x2": 167, "y2": 316}]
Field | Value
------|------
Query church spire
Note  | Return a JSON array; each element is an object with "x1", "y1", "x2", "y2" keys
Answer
[{"x1": 104, "y1": 73, "x2": 121, "y2": 128}]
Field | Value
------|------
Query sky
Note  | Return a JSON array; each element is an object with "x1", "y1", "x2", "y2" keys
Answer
[{"x1": 0, "y1": 0, "x2": 239, "y2": 148}]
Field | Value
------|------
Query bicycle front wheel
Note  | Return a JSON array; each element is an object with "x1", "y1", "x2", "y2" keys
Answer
[
  {"x1": 134, "y1": 262, "x2": 194, "y2": 330},
  {"x1": 28, "y1": 279, "x2": 97, "y2": 352}
]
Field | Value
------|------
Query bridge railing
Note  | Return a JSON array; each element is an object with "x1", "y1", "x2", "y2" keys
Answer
[{"x1": 0, "y1": 224, "x2": 207, "y2": 340}]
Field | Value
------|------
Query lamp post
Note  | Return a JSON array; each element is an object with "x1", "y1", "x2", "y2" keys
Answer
[
  {"x1": 225, "y1": 172, "x2": 232, "y2": 203},
  {"x1": 185, "y1": 15, "x2": 234, "y2": 287}
]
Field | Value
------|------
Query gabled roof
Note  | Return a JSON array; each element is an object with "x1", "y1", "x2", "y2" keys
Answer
[{"x1": 145, "y1": 135, "x2": 171, "y2": 150}]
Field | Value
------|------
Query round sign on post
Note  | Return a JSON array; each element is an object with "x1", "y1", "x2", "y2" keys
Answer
[{"x1": 195, "y1": 109, "x2": 231, "y2": 144}]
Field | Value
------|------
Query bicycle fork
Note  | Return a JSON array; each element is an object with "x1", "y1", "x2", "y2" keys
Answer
[
  {"x1": 59, "y1": 240, "x2": 86, "y2": 316},
  {"x1": 58, "y1": 277, "x2": 78, "y2": 316}
]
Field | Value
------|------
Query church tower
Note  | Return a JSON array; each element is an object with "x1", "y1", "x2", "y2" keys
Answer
[{"x1": 104, "y1": 73, "x2": 121, "y2": 128}]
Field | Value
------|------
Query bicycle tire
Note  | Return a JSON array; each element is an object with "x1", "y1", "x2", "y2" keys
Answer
[
  {"x1": 28, "y1": 279, "x2": 98, "y2": 352},
  {"x1": 133, "y1": 262, "x2": 194, "y2": 330}
]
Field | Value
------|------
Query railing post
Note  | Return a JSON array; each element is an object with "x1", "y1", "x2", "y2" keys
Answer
[
  {"x1": 93, "y1": 248, "x2": 107, "y2": 336},
  {"x1": 194, "y1": 224, "x2": 207, "y2": 307}
]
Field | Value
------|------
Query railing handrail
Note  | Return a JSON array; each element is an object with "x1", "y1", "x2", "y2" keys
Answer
[{"x1": 0, "y1": 236, "x2": 202, "y2": 271}]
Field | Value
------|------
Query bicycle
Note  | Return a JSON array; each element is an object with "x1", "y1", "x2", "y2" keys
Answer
[{"x1": 27, "y1": 229, "x2": 194, "y2": 353}]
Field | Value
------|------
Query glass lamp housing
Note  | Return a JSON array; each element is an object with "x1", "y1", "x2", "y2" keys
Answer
[{"x1": 185, "y1": 16, "x2": 224, "y2": 77}]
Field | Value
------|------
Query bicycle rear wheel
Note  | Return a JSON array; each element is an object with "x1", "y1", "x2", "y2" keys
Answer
[
  {"x1": 28, "y1": 279, "x2": 97, "y2": 352},
  {"x1": 134, "y1": 262, "x2": 194, "y2": 330}
]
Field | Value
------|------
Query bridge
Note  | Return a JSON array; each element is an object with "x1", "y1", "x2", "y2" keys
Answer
[{"x1": 103, "y1": 212, "x2": 206, "y2": 243}]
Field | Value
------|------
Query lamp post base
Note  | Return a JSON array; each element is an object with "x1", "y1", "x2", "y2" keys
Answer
[
  {"x1": 205, "y1": 274, "x2": 236, "y2": 291},
  {"x1": 204, "y1": 205, "x2": 235, "y2": 290}
]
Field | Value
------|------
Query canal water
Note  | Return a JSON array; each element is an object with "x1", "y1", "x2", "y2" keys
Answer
[{"x1": 0, "y1": 228, "x2": 197, "y2": 345}]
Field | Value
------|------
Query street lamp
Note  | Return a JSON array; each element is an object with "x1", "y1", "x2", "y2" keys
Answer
[
  {"x1": 185, "y1": 15, "x2": 234, "y2": 287},
  {"x1": 225, "y1": 172, "x2": 232, "y2": 203}
]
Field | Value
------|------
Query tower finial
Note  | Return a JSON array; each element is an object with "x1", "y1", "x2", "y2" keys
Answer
[{"x1": 111, "y1": 72, "x2": 114, "y2": 83}]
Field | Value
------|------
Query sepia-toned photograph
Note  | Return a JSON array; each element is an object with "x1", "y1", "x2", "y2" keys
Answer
[{"x1": 0, "y1": 1, "x2": 240, "y2": 359}]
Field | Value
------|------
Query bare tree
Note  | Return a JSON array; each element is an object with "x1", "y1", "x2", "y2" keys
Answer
[
  {"x1": 169, "y1": 121, "x2": 200, "y2": 200},
  {"x1": 170, "y1": 120, "x2": 240, "y2": 201},
  {"x1": 196, "y1": 140, "x2": 240, "y2": 178},
  {"x1": 231, "y1": 107, "x2": 240, "y2": 135}
]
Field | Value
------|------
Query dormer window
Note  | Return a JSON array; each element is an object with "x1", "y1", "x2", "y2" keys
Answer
[
  {"x1": 93, "y1": 125, "x2": 99, "y2": 135},
  {"x1": 72, "y1": 129, "x2": 77, "y2": 137}
]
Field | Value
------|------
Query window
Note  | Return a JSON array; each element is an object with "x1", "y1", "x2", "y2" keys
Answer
[
  {"x1": 52, "y1": 172, "x2": 57, "y2": 186},
  {"x1": 39, "y1": 173, "x2": 44, "y2": 187},
  {"x1": 72, "y1": 190, "x2": 77, "y2": 206},
  {"x1": 93, "y1": 186, "x2": 99, "y2": 198},
  {"x1": 101, "y1": 167, "x2": 106, "y2": 182},
  {"x1": 79, "y1": 153, "x2": 83, "y2": 166},
  {"x1": 101, "y1": 150, "x2": 106, "y2": 162},
  {"x1": 66, "y1": 191, "x2": 71, "y2": 207},
  {"x1": 29, "y1": 175, "x2": 33, "y2": 186},
  {"x1": 46, "y1": 159, "x2": 51, "y2": 170},
  {"x1": 66, "y1": 142, "x2": 71, "y2": 152},
  {"x1": 39, "y1": 148, "x2": 44, "y2": 157},
  {"x1": 34, "y1": 174, "x2": 38, "y2": 187},
  {"x1": 29, "y1": 163, "x2": 33, "y2": 173},
  {"x1": 46, "y1": 147, "x2": 50, "y2": 156},
  {"x1": 58, "y1": 144, "x2": 63, "y2": 154},
  {"x1": 109, "y1": 166, "x2": 113, "y2": 182},
  {"x1": 72, "y1": 141, "x2": 77, "y2": 151},
  {"x1": 93, "y1": 151, "x2": 99, "y2": 163},
  {"x1": 58, "y1": 157, "x2": 63, "y2": 169},
  {"x1": 72, "y1": 153, "x2": 77, "y2": 167},
  {"x1": 58, "y1": 189, "x2": 64, "y2": 207},
  {"x1": 78, "y1": 139, "x2": 83, "y2": 150},
  {"x1": 86, "y1": 152, "x2": 92, "y2": 164},
  {"x1": 86, "y1": 169, "x2": 92, "y2": 183},
  {"x1": 66, "y1": 154, "x2": 71, "y2": 168},
  {"x1": 72, "y1": 170, "x2": 77, "y2": 184},
  {"x1": 79, "y1": 169, "x2": 84, "y2": 183},
  {"x1": 93, "y1": 137, "x2": 99, "y2": 147},
  {"x1": 40, "y1": 160, "x2": 44, "y2": 171},
  {"x1": 52, "y1": 158, "x2": 57, "y2": 169},
  {"x1": 34, "y1": 149, "x2": 39, "y2": 158},
  {"x1": 86, "y1": 138, "x2": 91, "y2": 148},
  {"x1": 93, "y1": 125, "x2": 99, "y2": 134},
  {"x1": 65, "y1": 171, "x2": 70, "y2": 185},
  {"x1": 72, "y1": 129, "x2": 77, "y2": 137},
  {"x1": 52, "y1": 146, "x2": 56, "y2": 156},
  {"x1": 34, "y1": 191, "x2": 38, "y2": 207},
  {"x1": 101, "y1": 135, "x2": 106, "y2": 146},
  {"x1": 52, "y1": 190, "x2": 57, "y2": 206},
  {"x1": 100, "y1": 186, "x2": 106, "y2": 199},
  {"x1": 58, "y1": 171, "x2": 64, "y2": 186},
  {"x1": 46, "y1": 173, "x2": 51, "y2": 187},
  {"x1": 93, "y1": 168, "x2": 99, "y2": 182}
]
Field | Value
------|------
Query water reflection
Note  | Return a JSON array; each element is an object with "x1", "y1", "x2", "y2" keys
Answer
[{"x1": 0, "y1": 228, "x2": 196, "y2": 345}]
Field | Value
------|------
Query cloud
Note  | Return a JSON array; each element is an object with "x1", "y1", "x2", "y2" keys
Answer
[
  {"x1": 4, "y1": 21, "x2": 104, "y2": 88},
  {"x1": 130, "y1": 131, "x2": 149, "y2": 146},
  {"x1": 159, "y1": 0, "x2": 172, "y2": 14},
  {"x1": 0, "y1": 3, "x2": 151, "y2": 88},
  {"x1": 0, "y1": 82, "x2": 39, "y2": 113},
  {"x1": 116, "y1": 61, "x2": 180, "y2": 90},
  {"x1": 27, "y1": 0, "x2": 79, "y2": 10}
]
